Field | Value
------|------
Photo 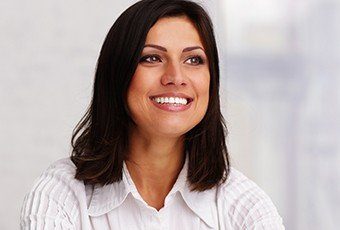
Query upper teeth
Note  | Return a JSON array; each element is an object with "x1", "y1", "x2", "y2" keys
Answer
[{"x1": 153, "y1": 97, "x2": 188, "y2": 105}]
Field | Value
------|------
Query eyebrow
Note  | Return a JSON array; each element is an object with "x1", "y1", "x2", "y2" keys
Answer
[{"x1": 143, "y1": 44, "x2": 205, "y2": 53}]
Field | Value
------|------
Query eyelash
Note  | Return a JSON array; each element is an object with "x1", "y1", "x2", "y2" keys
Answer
[{"x1": 139, "y1": 55, "x2": 205, "y2": 65}]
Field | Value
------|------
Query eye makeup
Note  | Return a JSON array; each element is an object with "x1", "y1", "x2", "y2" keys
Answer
[
  {"x1": 139, "y1": 54, "x2": 162, "y2": 63},
  {"x1": 184, "y1": 55, "x2": 205, "y2": 65},
  {"x1": 139, "y1": 53, "x2": 206, "y2": 65}
]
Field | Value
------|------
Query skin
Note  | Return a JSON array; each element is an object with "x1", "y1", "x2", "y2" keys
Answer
[{"x1": 126, "y1": 16, "x2": 210, "y2": 211}]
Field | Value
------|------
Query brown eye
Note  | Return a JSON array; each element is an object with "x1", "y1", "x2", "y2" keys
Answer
[
  {"x1": 139, "y1": 55, "x2": 162, "y2": 63},
  {"x1": 185, "y1": 56, "x2": 204, "y2": 65}
]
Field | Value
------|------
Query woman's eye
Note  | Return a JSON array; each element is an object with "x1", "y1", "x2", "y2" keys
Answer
[
  {"x1": 139, "y1": 55, "x2": 162, "y2": 63},
  {"x1": 185, "y1": 56, "x2": 204, "y2": 65}
]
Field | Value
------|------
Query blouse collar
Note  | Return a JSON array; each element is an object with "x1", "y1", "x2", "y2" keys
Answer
[{"x1": 87, "y1": 153, "x2": 217, "y2": 228}]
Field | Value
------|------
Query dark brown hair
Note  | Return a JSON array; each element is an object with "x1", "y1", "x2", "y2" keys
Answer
[{"x1": 71, "y1": 0, "x2": 230, "y2": 191}]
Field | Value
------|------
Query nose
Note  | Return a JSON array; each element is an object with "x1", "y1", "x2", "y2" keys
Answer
[{"x1": 161, "y1": 61, "x2": 187, "y2": 86}]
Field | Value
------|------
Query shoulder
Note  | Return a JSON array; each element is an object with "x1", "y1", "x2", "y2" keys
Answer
[
  {"x1": 30, "y1": 157, "x2": 85, "y2": 196},
  {"x1": 217, "y1": 167, "x2": 285, "y2": 229},
  {"x1": 20, "y1": 157, "x2": 86, "y2": 228},
  {"x1": 43, "y1": 157, "x2": 80, "y2": 183}
]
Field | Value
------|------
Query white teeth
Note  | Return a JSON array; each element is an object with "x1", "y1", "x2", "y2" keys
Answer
[{"x1": 152, "y1": 97, "x2": 188, "y2": 105}]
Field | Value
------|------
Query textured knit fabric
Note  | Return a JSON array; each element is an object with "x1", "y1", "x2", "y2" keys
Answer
[{"x1": 20, "y1": 155, "x2": 285, "y2": 230}]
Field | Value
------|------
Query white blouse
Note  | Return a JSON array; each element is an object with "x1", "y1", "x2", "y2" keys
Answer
[{"x1": 20, "y1": 155, "x2": 285, "y2": 230}]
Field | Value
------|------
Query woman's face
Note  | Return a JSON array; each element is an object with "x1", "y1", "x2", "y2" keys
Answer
[{"x1": 127, "y1": 16, "x2": 210, "y2": 138}]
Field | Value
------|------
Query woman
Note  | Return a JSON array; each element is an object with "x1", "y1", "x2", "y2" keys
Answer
[{"x1": 21, "y1": 0, "x2": 285, "y2": 229}]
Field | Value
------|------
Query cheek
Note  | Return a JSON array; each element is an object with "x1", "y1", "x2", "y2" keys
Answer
[
  {"x1": 199, "y1": 73, "x2": 211, "y2": 110},
  {"x1": 127, "y1": 70, "x2": 156, "y2": 118},
  {"x1": 196, "y1": 72, "x2": 210, "y2": 101},
  {"x1": 202, "y1": 77, "x2": 210, "y2": 96},
  {"x1": 128, "y1": 66, "x2": 157, "y2": 95},
  {"x1": 191, "y1": 72, "x2": 210, "y2": 119},
  {"x1": 127, "y1": 74, "x2": 143, "y2": 114},
  {"x1": 200, "y1": 83, "x2": 210, "y2": 115}
]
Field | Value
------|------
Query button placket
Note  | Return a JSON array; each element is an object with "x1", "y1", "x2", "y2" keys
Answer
[{"x1": 147, "y1": 210, "x2": 162, "y2": 230}]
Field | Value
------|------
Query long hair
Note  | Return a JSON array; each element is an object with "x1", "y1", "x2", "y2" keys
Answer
[{"x1": 71, "y1": 0, "x2": 230, "y2": 191}]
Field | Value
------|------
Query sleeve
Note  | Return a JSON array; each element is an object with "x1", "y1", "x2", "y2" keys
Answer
[
  {"x1": 220, "y1": 168, "x2": 285, "y2": 230},
  {"x1": 241, "y1": 195, "x2": 285, "y2": 230},
  {"x1": 20, "y1": 163, "x2": 80, "y2": 230}
]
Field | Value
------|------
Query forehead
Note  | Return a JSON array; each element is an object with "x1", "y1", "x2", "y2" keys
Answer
[{"x1": 145, "y1": 16, "x2": 204, "y2": 47}]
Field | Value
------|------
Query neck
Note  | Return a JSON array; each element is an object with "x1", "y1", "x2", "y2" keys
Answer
[{"x1": 125, "y1": 127, "x2": 186, "y2": 210}]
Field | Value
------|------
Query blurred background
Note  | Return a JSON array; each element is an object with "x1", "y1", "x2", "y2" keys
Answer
[{"x1": 1, "y1": 0, "x2": 339, "y2": 229}]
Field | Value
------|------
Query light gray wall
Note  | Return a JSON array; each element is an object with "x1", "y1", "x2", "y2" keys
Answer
[{"x1": 0, "y1": 1, "x2": 136, "y2": 229}]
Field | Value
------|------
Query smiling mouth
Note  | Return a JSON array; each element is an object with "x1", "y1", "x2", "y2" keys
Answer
[{"x1": 149, "y1": 96, "x2": 193, "y2": 105}]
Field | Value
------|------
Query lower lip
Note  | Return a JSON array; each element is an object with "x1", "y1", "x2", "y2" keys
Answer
[{"x1": 150, "y1": 98, "x2": 192, "y2": 112}]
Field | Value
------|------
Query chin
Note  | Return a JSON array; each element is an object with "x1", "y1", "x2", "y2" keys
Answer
[{"x1": 153, "y1": 123, "x2": 196, "y2": 138}]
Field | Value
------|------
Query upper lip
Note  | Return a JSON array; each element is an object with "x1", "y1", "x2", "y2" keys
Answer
[{"x1": 149, "y1": 92, "x2": 194, "y2": 102}]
